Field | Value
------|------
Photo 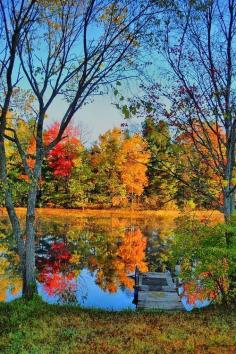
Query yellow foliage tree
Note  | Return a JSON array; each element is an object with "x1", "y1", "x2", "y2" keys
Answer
[{"x1": 118, "y1": 134, "x2": 150, "y2": 203}]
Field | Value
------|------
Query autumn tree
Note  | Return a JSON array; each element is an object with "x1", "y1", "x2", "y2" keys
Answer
[
  {"x1": 154, "y1": 0, "x2": 236, "y2": 222},
  {"x1": 42, "y1": 122, "x2": 84, "y2": 207},
  {"x1": 140, "y1": 0, "x2": 236, "y2": 301},
  {"x1": 119, "y1": 0, "x2": 236, "y2": 220},
  {"x1": 119, "y1": 133, "x2": 150, "y2": 205},
  {"x1": 174, "y1": 123, "x2": 223, "y2": 209},
  {"x1": 90, "y1": 128, "x2": 150, "y2": 207},
  {"x1": 59, "y1": 149, "x2": 94, "y2": 209},
  {"x1": 45, "y1": 122, "x2": 81, "y2": 179},
  {"x1": 0, "y1": 0, "x2": 155, "y2": 298},
  {"x1": 0, "y1": 0, "x2": 38, "y2": 295},
  {"x1": 90, "y1": 128, "x2": 126, "y2": 206}
]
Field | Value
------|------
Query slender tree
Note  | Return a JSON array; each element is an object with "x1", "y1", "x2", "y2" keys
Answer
[
  {"x1": 131, "y1": 0, "x2": 236, "y2": 222},
  {"x1": 161, "y1": 0, "x2": 236, "y2": 222},
  {"x1": 0, "y1": 0, "x2": 38, "y2": 286},
  {"x1": 0, "y1": 0, "x2": 155, "y2": 298}
]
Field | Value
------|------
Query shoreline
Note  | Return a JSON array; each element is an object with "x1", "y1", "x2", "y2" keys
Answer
[{"x1": 0, "y1": 207, "x2": 224, "y2": 221}]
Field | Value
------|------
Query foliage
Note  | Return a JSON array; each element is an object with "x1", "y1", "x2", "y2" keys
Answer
[
  {"x1": 171, "y1": 215, "x2": 236, "y2": 304},
  {"x1": 89, "y1": 128, "x2": 150, "y2": 207},
  {"x1": 41, "y1": 122, "x2": 87, "y2": 208},
  {"x1": 90, "y1": 128, "x2": 125, "y2": 206},
  {"x1": 119, "y1": 133, "x2": 150, "y2": 200},
  {"x1": 174, "y1": 123, "x2": 224, "y2": 209},
  {"x1": 1, "y1": 115, "x2": 226, "y2": 210},
  {"x1": 142, "y1": 117, "x2": 177, "y2": 208},
  {"x1": 44, "y1": 122, "x2": 83, "y2": 179}
]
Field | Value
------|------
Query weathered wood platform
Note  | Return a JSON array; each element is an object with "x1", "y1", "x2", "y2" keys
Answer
[{"x1": 133, "y1": 270, "x2": 183, "y2": 311}]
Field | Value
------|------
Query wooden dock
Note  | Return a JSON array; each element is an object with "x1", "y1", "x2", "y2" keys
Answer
[{"x1": 132, "y1": 269, "x2": 183, "y2": 311}]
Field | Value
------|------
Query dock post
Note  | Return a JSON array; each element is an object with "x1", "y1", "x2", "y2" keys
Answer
[{"x1": 133, "y1": 266, "x2": 140, "y2": 305}]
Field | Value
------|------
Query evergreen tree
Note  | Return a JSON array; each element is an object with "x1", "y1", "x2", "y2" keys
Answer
[{"x1": 142, "y1": 118, "x2": 177, "y2": 209}]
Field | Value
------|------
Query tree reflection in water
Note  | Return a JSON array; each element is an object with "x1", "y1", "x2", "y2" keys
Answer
[
  {"x1": 0, "y1": 215, "x2": 174, "y2": 307},
  {"x1": 36, "y1": 224, "x2": 148, "y2": 301},
  {"x1": 36, "y1": 238, "x2": 78, "y2": 304},
  {"x1": 0, "y1": 223, "x2": 22, "y2": 301}
]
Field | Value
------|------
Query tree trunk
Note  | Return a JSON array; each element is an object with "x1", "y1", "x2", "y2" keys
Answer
[
  {"x1": 224, "y1": 189, "x2": 232, "y2": 223},
  {"x1": 230, "y1": 190, "x2": 235, "y2": 216},
  {"x1": 22, "y1": 154, "x2": 42, "y2": 299},
  {"x1": 223, "y1": 144, "x2": 235, "y2": 224},
  {"x1": 23, "y1": 182, "x2": 38, "y2": 299}
]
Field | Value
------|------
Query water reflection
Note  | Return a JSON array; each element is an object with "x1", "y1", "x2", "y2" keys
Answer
[
  {"x1": 0, "y1": 234, "x2": 22, "y2": 302},
  {"x1": 0, "y1": 215, "x2": 175, "y2": 309},
  {"x1": 36, "y1": 238, "x2": 77, "y2": 304}
]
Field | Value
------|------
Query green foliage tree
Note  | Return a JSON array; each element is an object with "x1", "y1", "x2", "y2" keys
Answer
[
  {"x1": 172, "y1": 215, "x2": 236, "y2": 304},
  {"x1": 41, "y1": 149, "x2": 94, "y2": 209},
  {"x1": 142, "y1": 117, "x2": 177, "y2": 209},
  {"x1": 90, "y1": 128, "x2": 127, "y2": 207}
]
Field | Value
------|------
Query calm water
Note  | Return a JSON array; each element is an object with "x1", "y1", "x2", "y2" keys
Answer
[{"x1": 0, "y1": 213, "x2": 209, "y2": 311}]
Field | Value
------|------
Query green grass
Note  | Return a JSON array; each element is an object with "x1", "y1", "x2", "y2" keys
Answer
[{"x1": 0, "y1": 298, "x2": 236, "y2": 353}]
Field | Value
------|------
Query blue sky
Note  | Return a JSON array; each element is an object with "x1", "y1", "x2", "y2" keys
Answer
[
  {"x1": 47, "y1": 95, "x2": 123, "y2": 145},
  {"x1": 47, "y1": 94, "x2": 143, "y2": 146}
]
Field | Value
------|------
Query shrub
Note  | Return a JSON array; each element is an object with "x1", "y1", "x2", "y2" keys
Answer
[{"x1": 171, "y1": 215, "x2": 236, "y2": 304}]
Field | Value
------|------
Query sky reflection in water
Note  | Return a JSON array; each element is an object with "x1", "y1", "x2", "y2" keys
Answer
[{"x1": 0, "y1": 214, "x2": 211, "y2": 311}]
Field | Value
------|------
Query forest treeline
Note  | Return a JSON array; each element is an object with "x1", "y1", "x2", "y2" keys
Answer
[{"x1": 0, "y1": 114, "x2": 221, "y2": 210}]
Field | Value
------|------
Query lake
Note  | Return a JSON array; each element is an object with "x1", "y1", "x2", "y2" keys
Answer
[{"x1": 0, "y1": 209, "x2": 223, "y2": 310}]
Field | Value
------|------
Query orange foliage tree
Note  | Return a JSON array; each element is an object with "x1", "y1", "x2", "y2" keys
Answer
[
  {"x1": 119, "y1": 134, "x2": 150, "y2": 204},
  {"x1": 90, "y1": 129, "x2": 150, "y2": 207}
]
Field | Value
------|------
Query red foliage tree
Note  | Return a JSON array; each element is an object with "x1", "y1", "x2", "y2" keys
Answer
[{"x1": 44, "y1": 122, "x2": 82, "y2": 178}]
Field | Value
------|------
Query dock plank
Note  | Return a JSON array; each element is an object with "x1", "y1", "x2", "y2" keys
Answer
[
  {"x1": 135, "y1": 271, "x2": 183, "y2": 311},
  {"x1": 137, "y1": 301, "x2": 183, "y2": 310}
]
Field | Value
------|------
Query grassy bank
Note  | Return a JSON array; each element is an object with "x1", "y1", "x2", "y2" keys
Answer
[
  {"x1": 0, "y1": 299, "x2": 235, "y2": 354},
  {"x1": 0, "y1": 207, "x2": 223, "y2": 222}
]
